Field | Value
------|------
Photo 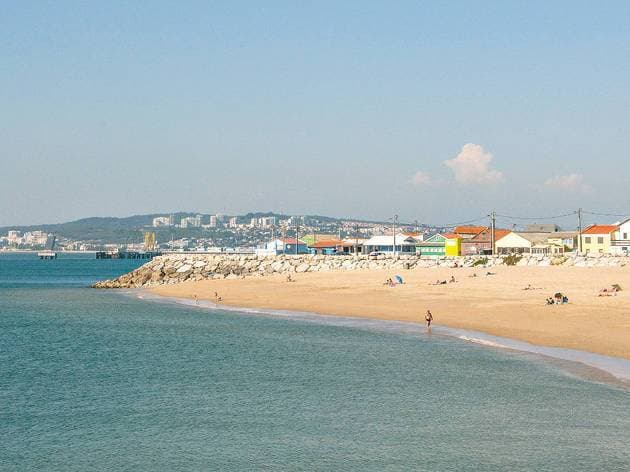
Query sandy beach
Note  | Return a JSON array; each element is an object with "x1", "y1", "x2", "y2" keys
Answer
[{"x1": 150, "y1": 265, "x2": 630, "y2": 359}]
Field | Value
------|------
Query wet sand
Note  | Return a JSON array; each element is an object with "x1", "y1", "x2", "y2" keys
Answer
[{"x1": 150, "y1": 265, "x2": 630, "y2": 359}]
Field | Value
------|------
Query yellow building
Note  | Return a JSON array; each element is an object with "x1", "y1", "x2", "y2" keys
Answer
[
  {"x1": 443, "y1": 233, "x2": 462, "y2": 257},
  {"x1": 580, "y1": 225, "x2": 618, "y2": 254}
]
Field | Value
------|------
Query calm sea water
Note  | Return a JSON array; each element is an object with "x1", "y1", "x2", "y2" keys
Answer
[{"x1": 1, "y1": 253, "x2": 629, "y2": 471}]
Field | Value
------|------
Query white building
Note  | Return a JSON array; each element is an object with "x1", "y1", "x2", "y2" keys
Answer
[
  {"x1": 23, "y1": 231, "x2": 48, "y2": 246},
  {"x1": 153, "y1": 216, "x2": 171, "y2": 227},
  {"x1": 495, "y1": 232, "x2": 566, "y2": 255},
  {"x1": 7, "y1": 230, "x2": 21, "y2": 244},
  {"x1": 611, "y1": 218, "x2": 630, "y2": 255},
  {"x1": 362, "y1": 234, "x2": 418, "y2": 254},
  {"x1": 260, "y1": 217, "x2": 276, "y2": 228},
  {"x1": 255, "y1": 238, "x2": 309, "y2": 256},
  {"x1": 228, "y1": 217, "x2": 238, "y2": 228},
  {"x1": 209, "y1": 215, "x2": 218, "y2": 228},
  {"x1": 180, "y1": 215, "x2": 202, "y2": 229}
]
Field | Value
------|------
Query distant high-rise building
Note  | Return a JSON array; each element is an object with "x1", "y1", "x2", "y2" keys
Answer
[
  {"x1": 250, "y1": 218, "x2": 258, "y2": 227},
  {"x1": 23, "y1": 231, "x2": 48, "y2": 246},
  {"x1": 209, "y1": 215, "x2": 218, "y2": 228},
  {"x1": 7, "y1": 230, "x2": 21, "y2": 243},
  {"x1": 260, "y1": 216, "x2": 276, "y2": 228},
  {"x1": 180, "y1": 215, "x2": 202, "y2": 228},
  {"x1": 153, "y1": 216, "x2": 171, "y2": 227},
  {"x1": 228, "y1": 217, "x2": 238, "y2": 228}
]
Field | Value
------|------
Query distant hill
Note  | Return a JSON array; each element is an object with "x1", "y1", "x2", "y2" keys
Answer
[
  {"x1": 0, "y1": 212, "x2": 400, "y2": 244},
  {"x1": 0, "y1": 213, "x2": 196, "y2": 243},
  {"x1": 0, "y1": 212, "x2": 356, "y2": 243}
]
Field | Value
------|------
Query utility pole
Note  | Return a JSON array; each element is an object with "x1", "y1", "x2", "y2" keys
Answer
[
  {"x1": 295, "y1": 219, "x2": 300, "y2": 255},
  {"x1": 354, "y1": 223, "x2": 359, "y2": 257},
  {"x1": 577, "y1": 208, "x2": 583, "y2": 254},
  {"x1": 490, "y1": 211, "x2": 496, "y2": 256},
  {"x1": 282, "y1": 224, "x2": 286, "y2": 255},
  {"x1": 392, "y1": 214, "x2": 398, "y2": 255}
]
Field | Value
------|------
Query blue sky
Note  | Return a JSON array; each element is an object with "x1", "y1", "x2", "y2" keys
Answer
[{"x1": 1, "y1": 1, "x2": 629, "y2": 226}]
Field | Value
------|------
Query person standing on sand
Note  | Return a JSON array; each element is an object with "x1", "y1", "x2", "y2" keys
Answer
[
  {"x1": 425, "y1": 310, "x2": 433, "y2": 328},
  {"x1": 194, "y1": 294, "x2": 199, "y2": 305}
]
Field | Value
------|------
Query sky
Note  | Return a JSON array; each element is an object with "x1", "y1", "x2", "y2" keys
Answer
[{"x1": 1, "y1": 1, "x2": 629, "y2": 227}]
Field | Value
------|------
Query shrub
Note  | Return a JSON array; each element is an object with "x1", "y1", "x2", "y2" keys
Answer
[
  {"x1": 503, "y1": 254, "x2": 523, "y2": 266},
  {"x1": 472, "y1": 257, "x2": 488, "y2": 267},
  {"x1": 550, "y1": 256, "x2": 567, "y2": 266}
]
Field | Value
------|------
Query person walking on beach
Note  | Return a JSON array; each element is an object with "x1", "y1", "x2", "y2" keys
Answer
[{"x1": 425, "y1": 310, "x2": 433, "y2": 328}]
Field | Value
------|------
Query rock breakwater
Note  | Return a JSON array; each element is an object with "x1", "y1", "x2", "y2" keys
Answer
[{"x1": 92, "y1": 253, "x2": 628, "y2": 289}]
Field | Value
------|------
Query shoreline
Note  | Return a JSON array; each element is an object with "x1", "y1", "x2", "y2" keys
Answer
[
  {"x1": 132, "y1": 289, "x2": 630, "y2": 387},
  {"x1": 148, "y1": 266, "x2": 630, "y2": 359}
]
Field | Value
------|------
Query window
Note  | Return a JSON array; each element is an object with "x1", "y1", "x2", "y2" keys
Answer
[
  {"x1": 585, "y1": 237, "x2": 591, "y2": 244},
  {"x1": 597, "y1": 237, "x2": 604, "y2": 244},
  {"x1": 624, "y1": 233, "x2": 628, "y2": 240}
]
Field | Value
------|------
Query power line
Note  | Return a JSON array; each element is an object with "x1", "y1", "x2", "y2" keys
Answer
[
  {"x1": 582, "y1": 210, "x2": 629, "y2": 218},
  {"x1": 495, "y1": 211, "x2": 577, "y2": 220},
  {"x1": 397, "y1": 208, "x2": 627, "y2": 232},
  {"x1": 416, "y1": 215, "x2": 489, "y2": 229}
]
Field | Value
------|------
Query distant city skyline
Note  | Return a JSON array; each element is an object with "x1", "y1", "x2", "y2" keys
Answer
[{"x1": 2, "y1": 2, "x2": 629, "y2": 227}]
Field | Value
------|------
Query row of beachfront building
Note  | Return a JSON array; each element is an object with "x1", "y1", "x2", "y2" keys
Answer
[{"x1": 256, "y1": 219, "x2": 630, "y2": 257}]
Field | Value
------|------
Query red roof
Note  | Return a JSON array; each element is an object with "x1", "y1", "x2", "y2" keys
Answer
[
  {"x1": 309, "y1": 239, "x2": 344, "y2": 248},
  {"x1": 469, "y1": 228, "x2": 511, "y2": 242},
  {"x1": 582, "y1": 225, "x2": 618, "y2": 235},
  {"x1": 454, "y1": 225, "x2": 487, "y2": 235},
  {"x1": 442, "y1": 233, "x2": 461, "y2": 239}
]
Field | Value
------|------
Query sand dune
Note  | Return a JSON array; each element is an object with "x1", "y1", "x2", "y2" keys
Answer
[{"x1": 150, "y1": 265, "x2": 630, "y2": 359}]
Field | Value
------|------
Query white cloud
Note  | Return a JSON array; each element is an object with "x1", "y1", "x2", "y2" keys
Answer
[
  {"x1": 411, "y1": 171, "x2": 432, "y2": 186},
  {"x1": 544, "y1": 173, "x2": 592, "y2": 193},
  {"x1": 444, "y1": 143, "x2": 504, "y2": 184}
]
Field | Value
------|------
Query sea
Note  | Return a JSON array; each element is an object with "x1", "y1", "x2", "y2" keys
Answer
[{"x1": 1, "y1": 252, "x2": 629, "y2": 471}]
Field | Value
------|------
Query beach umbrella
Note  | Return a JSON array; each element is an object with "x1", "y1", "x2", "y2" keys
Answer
[{"x1": 395, "y1": 275, "x2": 404, "y2": 284}]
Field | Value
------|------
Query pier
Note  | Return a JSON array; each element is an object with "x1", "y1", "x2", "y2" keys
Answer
[
  {"x1": 95, "y1": 250, "x2": 161, "y2": 260},
  {"x1": 37, "y1": 250, "x2": 57, "y2": 260}
]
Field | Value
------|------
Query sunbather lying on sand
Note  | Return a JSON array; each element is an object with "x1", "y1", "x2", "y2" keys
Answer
[
  {"x1": 598, "y1": 285, "x2": 620, "y2": 296},
  {"x1": 429, "y1": 280, "x2": 447, "y2": 285}
]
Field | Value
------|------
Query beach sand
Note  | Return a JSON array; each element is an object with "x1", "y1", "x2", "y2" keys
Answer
[{"x1": 150, "y1": 265, "x2": 630, "y2": 359}]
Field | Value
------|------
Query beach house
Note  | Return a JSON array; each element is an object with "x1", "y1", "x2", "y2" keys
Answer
[
  {"x1": 308, "y1": 239, "x2": 360, "y2": 255},
  {"x1": 580, "y1": 225, "x2": 618, "y2": 254},
  {"x1": 496, "y1": 231, "x2": 577, "y2": 255},
  {"x1": 417, "y1": 233, "x2": 461, "y2": 257},
  {"x1": 362, "y1": 234, "x2": 418, "y2": 254},
  {"x1": 495, "y1": 232, "x2": 548, "y2": 255},
  {"x1": 256, "y1": 238, "x2": 309, "y2": 256},
  {"x1": 546, "y1": 232, "x2": 578, "y2": 252},
  {"x1": 463, "y1": 228, "x2": 511, "y2": 255},
  {"x1": 299, "y1": 234, "x2": 339, "y2": 247},
  {"x1": 454, "y1": 226, "x2": 487, "y2": 239},
  {"x1": 610, "y1": 219, "x2": 630, "y2": 255}
]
